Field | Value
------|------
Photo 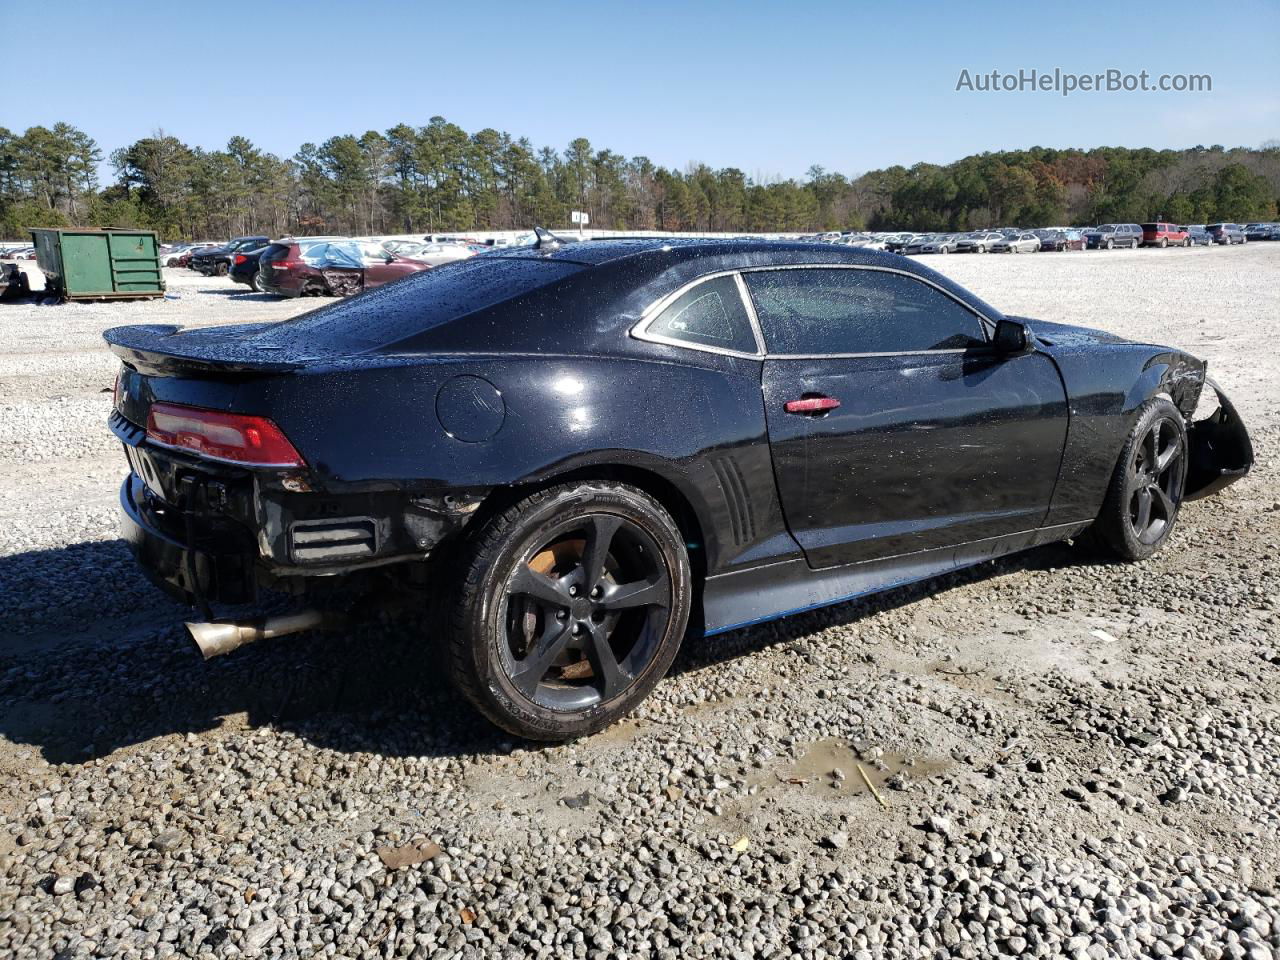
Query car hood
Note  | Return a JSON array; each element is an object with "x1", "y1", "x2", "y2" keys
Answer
[{"x1": 1013, "y1": 317, "x2": 1136, "y2": 347}]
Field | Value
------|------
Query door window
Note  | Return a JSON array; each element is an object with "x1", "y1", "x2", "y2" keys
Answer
[
  {"x1": 645, "y1": 275, "x2": 758, "y2": 354},
  {"x1": 744, "y1": 268, "x2": 987, "y2": 355}
]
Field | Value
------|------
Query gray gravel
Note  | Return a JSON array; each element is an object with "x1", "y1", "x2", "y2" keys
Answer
[{"x1": 1, "y1": 251, "x2": 1278, "y2": 959}]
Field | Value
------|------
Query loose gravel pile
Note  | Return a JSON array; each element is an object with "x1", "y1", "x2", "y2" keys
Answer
[{"x1": 1, "y1": 249, "x2": 1277, "y2": 959}]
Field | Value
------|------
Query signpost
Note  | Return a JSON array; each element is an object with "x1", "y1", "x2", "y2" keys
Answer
[{"x1": 571, "y1": 210, "x2": 590, "y2": 239}]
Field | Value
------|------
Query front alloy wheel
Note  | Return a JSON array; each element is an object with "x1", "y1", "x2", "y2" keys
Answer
[
  {"x1": 1093, "y1": 397, "x2": 1188, "y2": 561},
  {"x1": 1126, "y1": 418, "x2": 1184, "y2": 546},
  {"x1": 446, "y1": 481, "x2": 691, "y2": 740}
]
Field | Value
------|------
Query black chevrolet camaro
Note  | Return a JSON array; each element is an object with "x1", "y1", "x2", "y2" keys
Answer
[{"x1": 104, "y1": 236, "x2": 1254, "y2": 739}]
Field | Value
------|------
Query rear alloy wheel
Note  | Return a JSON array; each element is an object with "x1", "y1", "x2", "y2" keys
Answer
[
  {"x1": 249, "y1": 271, "x2": 262, "y2": 293},
  {"x1": 446, "y1": 481, "x2": 691, "y2": 740},
  {"x1": 1092, "y1": 397, "x2": 1188, "y2": 561}
]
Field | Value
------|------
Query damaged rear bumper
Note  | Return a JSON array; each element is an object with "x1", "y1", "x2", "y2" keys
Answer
[
  {"x1": 120, "y1": 474, "x2": 257, "y2": 604},
  {"x1": 1185, "y1": 378, "x2": 1254, "y2": 501}
]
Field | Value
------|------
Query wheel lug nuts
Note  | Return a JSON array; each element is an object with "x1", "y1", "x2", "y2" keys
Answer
[
  {"x1": 590, "y1": 586, "x2": 602, "y2": 599},
  {"x1": 568, "y1": 585, "x2": 579, "y2": 597},
  {"x1": 556, "y1": 610, "x2": 568, "y2": 621}
]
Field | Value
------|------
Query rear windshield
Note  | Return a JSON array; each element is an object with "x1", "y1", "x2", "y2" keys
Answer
[{"x1": 253, "y1": 256, "x2": 585, "y2": 354}]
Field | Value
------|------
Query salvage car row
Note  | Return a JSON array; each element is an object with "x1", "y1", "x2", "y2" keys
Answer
[
  {"x1": 809, "y1": 221, "x2": 1279, "y2": 254},
  {"x1": 159, "y1": 234, "x2": 485, "y2": 298}
]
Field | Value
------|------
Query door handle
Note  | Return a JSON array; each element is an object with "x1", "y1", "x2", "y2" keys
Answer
[{"x1": 784, "y1": 395, "x2": 841, "y2": 415}]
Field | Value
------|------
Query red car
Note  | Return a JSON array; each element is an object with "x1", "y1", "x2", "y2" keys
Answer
[
  {"x1": 259, "y1": 240, "x2": 431, "y2": 298},
  {"x1": 1141, "y1": 222, "x2": 1190, "y2": 248}
]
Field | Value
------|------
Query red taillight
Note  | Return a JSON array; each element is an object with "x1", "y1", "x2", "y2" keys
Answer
[
  {"x1": 233, "y1": 254, "x2": 247, "y2": 265},
  {"x1": 145, "y1": 402, "x2": 305, "y2": 468},
  {"x1": 270, "y1": 259, "x2": 299, "y2": 271}
]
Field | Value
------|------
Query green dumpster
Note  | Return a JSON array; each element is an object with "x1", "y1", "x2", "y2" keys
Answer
[{"x1": 30, "y1": 228, "x2": 165, "y2": 300}]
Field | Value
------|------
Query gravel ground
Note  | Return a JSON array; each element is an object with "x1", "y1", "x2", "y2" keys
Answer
[{"x1": 1, "y1": 248, "x2": 1278, "y2": 960}]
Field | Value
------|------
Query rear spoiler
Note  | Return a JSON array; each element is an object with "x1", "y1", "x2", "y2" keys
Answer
[{"x1": 103, "y1": 324, "x2": 302, "y2": 376}]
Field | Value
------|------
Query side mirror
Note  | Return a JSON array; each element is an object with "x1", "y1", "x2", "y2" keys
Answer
[{"x1": 992, "y1": 319, "x2": 1031, "y2": 355}]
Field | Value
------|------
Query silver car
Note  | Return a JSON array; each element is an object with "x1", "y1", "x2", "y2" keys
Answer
[
  {"x1": 901, "y1": 234, "x2": 940, "y2": 255},
  {"x1": 955, "y1": 231, "x2": 1004, "y2": 253},
  {"x1": 411, "y1": 242, "x2": 476, "y2": 267},
  {"x1": 918, "y1": 234, "x2": 962, "y2": 254},
  {"x1": 991, "y1": 232, "x2": 1042, "y2": 253}
]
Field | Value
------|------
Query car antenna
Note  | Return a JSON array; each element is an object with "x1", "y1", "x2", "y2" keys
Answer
[{"x1": 532, "y1": 225, "x2": 569, "y2": 249}]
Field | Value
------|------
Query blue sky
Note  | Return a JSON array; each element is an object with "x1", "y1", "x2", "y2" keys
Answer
[{"x1": 7, "y1": 1, "x2": 1278, "y2": 180}]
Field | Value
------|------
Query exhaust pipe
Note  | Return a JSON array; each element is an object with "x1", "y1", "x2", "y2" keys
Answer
[{"x1": 186, "y1": 609, "x2": 327, "y2": 659}]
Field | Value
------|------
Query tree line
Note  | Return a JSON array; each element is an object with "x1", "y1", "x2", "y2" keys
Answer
[{"x1": 2, "y1": 120, "x2": 1278, "y2": 241}]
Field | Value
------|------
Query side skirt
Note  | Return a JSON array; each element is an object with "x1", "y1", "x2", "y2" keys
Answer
[{"x1": 701, "y1": 522, "x2": 1090, "y2": 636}]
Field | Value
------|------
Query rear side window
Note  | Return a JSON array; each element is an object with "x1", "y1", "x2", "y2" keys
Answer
[
  {"x1": 646, "y1": 275, "x2": 757, "y2": 354},
  {"x1": 744, "y1": 268, "x2": 987, "y2": 355},
  {"x1": 253, "y1": 256, "x2": 585, "y2": 353}
]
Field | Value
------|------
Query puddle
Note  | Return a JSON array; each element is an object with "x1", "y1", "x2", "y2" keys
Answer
[{"x1": 758, "y1": 737, "x2": 950, "y2": 797}]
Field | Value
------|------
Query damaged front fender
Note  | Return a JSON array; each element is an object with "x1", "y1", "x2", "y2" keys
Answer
[{"x1": 1185, "y1": 378, "x2": 1253, "y2": 501}]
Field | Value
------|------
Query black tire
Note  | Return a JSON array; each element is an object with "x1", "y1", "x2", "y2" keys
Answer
[
  {"x1": 445, "y1": 481, "x2": 692, "y2": 740},
  {"x1": 1106, "y1": 239, "x2": 1115, "y2": 250},
  {"x1": 1092, "y1": 397, "x2": 1188, "y2": 561},
  {"x1": 249, "y1": 272, "x2": 262, "y2": 293}
]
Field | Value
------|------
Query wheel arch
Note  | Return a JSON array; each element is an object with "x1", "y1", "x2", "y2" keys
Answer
[
  {"x1": 457, "y1": 459, "x2": 712, "y2": 636},
  {"x1": 472, "y1": 459, "x2": 711, "y2": 586}
]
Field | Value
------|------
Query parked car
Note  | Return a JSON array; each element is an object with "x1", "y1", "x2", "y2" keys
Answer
[
  {"x1": 191, "y1": 236, "x2": 270, "y2": 276},
  {"x1": 1205, "y1": 223, "x2": 1245, "y2": 245},
  {"x1": 955, "y1": 232, "x2": 1004, "y2": 253},
  {"x1": 901, "y1": 235, "x2": 941, "y2": 255},
  {"x1": 258, "y1": 240, "x2": 431, "y2": 297},
  {"x1": 411, "y1": 241, "x2": 477, "y2": 267},
  {"x1": 915, "y1": 234, "x2": 962, "y2": 254},
  {"x1": 1183, "y1": 225, "x2": 1213, "y2": 247},
  {"x1": 104, "y1": 236, "x2": 1254, "y2": 739},
  {"x1": 991, "y1": 232, "x2": 1042, "y2": 253},
  {"x1": 1037, "y1": 229, "x2": 1085, "y2": 252},
  {"x1": 382, "y1": 240, "x2": 426, "y2": 256},
  {"x1": 1141, "y1": 223, "x2": 1190, "y2": 248},
  {"x1": 884, "y1": 234, "x2": 919, "y2": 254},
  {"x1": 1084, "y1": 224, "x2": 1143, "y2": 249},
  {"x1": 159, "y1": 243, "x2": 197, "y2": 267},
  {"x1": 1244, "y1": 223, "x2": 1274, "y2": 242},
  {"x1": 229, "y1": 244, "x2": 269, "y2": 291},
  {"x1": 168, "y1": 243, "x2": 219, "y2": 268}
]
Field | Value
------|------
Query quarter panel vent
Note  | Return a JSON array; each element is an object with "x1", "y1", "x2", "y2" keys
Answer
[{"x1": 711, "y1": 455, "x2": 756, "y2": 547}]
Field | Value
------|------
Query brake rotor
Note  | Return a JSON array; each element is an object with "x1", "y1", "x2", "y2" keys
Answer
[{"x1": 521, "y1": 536, "x2": 615, "y2": 681}]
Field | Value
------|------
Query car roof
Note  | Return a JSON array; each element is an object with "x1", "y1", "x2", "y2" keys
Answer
[{"x1": 491, "y1": 235, "x2": 928, "y2": 271}]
